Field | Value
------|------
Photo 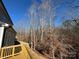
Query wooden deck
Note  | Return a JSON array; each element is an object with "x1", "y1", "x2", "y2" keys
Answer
[{"x1": 0, "y1": 41, "x2": 47, "y2": 59}]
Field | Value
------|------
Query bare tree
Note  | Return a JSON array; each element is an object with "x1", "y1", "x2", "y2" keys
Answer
[
  {"x1": 37, "y1": 0, "x2": 56, "y2": 59},
  {"x1": 29, "y1": 2, "x2": 39, "y2": 50}
]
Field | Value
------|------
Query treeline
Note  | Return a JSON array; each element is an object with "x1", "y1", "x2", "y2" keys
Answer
[
  {"x1": 16, "y1": 0, "x2": 79, "y2": 59},
  {"x1": 17, "y1": 18, "x2": 79, "y2": 59}
]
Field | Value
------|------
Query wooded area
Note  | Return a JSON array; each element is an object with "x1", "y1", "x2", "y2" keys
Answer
[{"x1": 16, "y1": 0, "x2": 79, "y2": 59}]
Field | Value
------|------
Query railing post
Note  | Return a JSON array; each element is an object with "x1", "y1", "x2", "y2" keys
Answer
[
  {"x1": 12, "y1": 47, "x2": 15, "y2": 56},
  {"x1": 1, "y1": 49, "x2": 3, "y2": 58}
]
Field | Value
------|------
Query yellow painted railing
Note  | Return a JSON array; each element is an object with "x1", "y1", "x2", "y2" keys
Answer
[
  {"x1": 0, "y1": 45, "x2": 22, "y2": 59},
  {"x1": 0, "y1": 42, "x2": 47, "y2": 59}
]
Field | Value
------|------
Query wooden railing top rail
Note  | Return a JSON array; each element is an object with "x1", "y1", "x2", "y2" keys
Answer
[{"x1": 1, "y1": 45, "x2": 21, "y2": 49}]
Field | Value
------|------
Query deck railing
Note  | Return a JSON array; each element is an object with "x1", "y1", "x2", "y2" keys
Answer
[{"x1": 0, "y1": 44, "x2": 22, "y2": 59}]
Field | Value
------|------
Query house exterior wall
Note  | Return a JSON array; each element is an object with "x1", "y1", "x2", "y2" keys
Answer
[
  {"x1": 0, "y1": 1, "x2": 17, "y2": 47},
  {"x1": 2, "y1": 27, "x2": 16, "y2": 47}
]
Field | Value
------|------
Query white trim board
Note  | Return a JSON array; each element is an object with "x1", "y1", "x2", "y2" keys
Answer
[{"x1": 0, "y1": 27, "x2": 4, "y2": 48}]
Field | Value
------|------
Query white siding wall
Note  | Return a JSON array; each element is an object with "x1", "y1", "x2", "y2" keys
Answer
[{"x1": 0, "y1": 27, "x2": 4, "y2": 48}]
